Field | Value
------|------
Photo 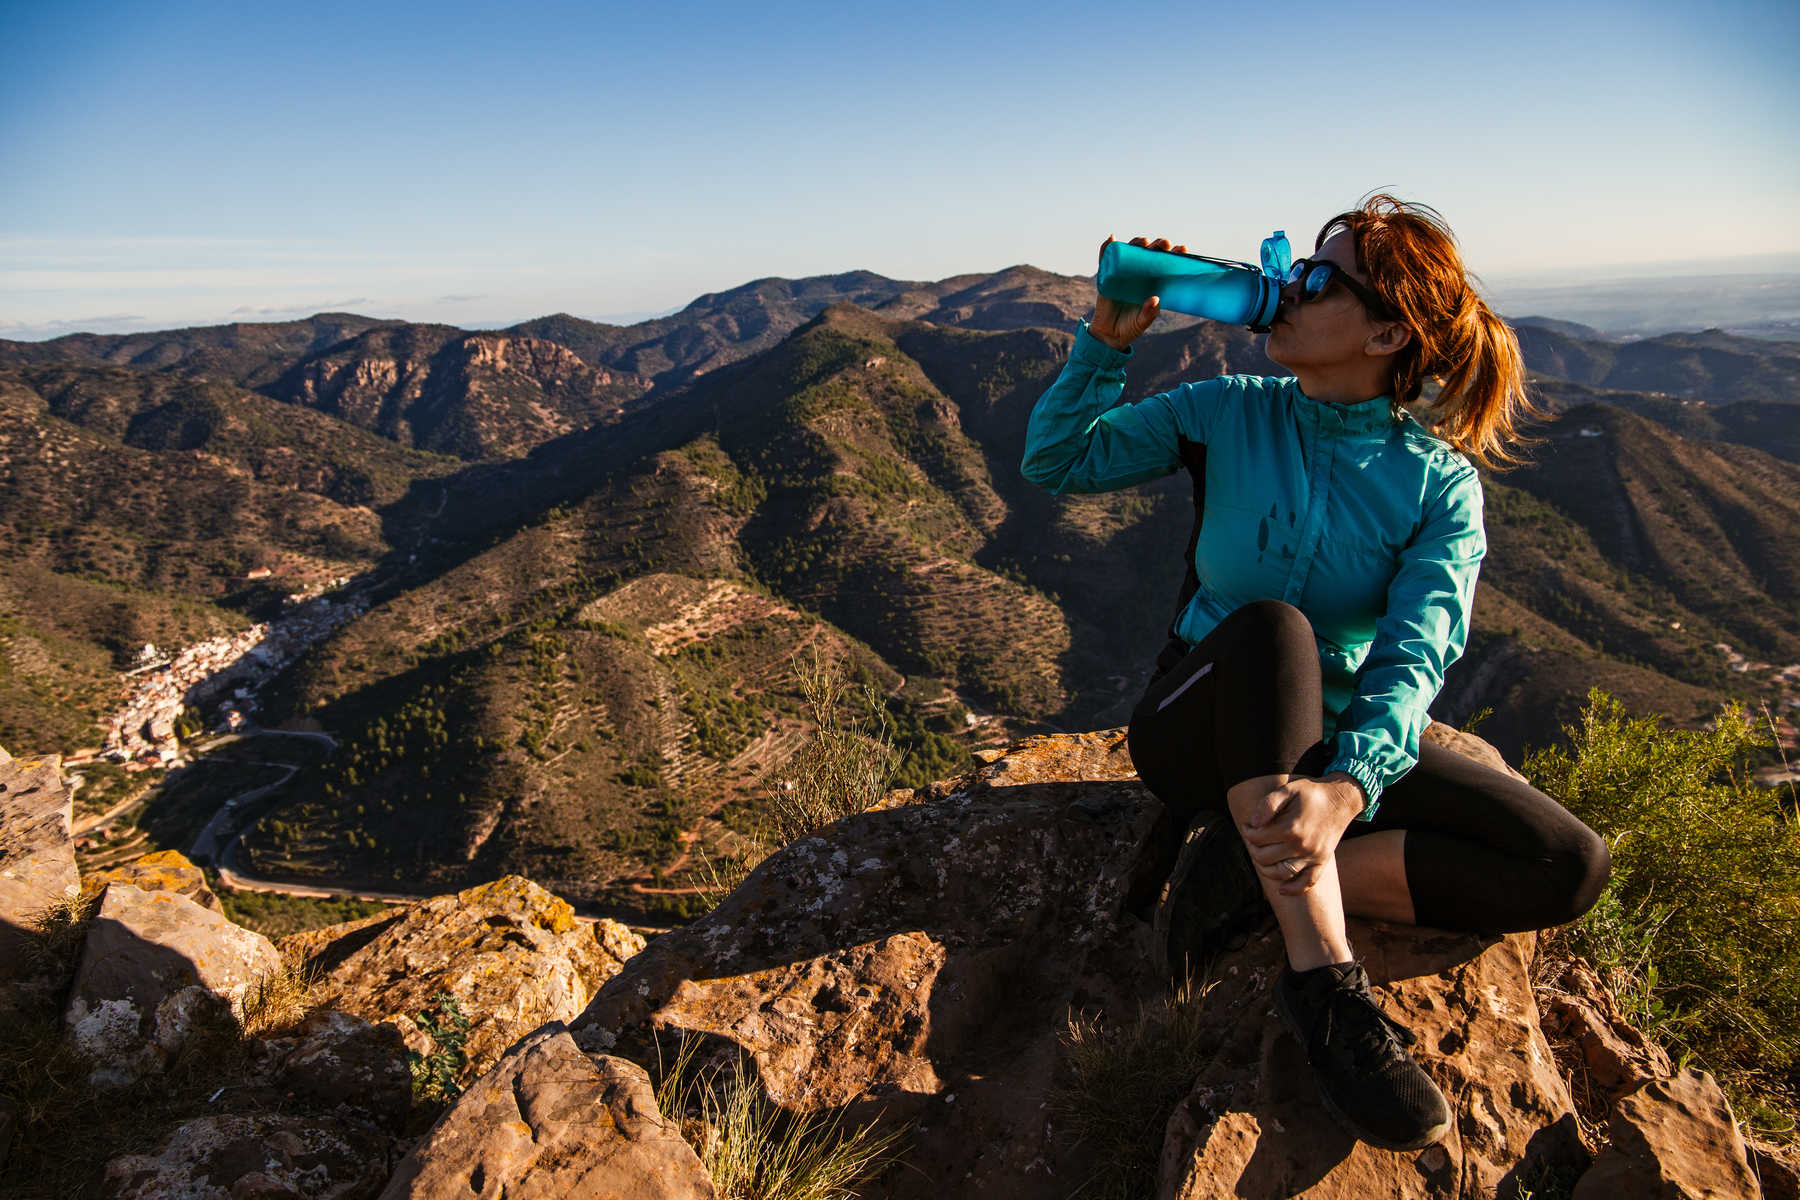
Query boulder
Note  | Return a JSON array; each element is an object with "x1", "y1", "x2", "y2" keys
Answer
[
  {"x1": 0, "y1": 750, "x2": 79, "y2": 997},
  {"x1": 294, "y1": 875, "x2": 644, "y2": 1081},
  {"x1": 63, "y1": 881, "x2": 282, "y2": 1087},
  {"x1": 86, "y1": 848, "x2": 222, "y2": 912},
  {"x1": 1421, "y1": 721, "x2": 1526, "y2": 779},
  {"x1": 277, "y1": 1009, "x2": 414, "y2": 1129},
  {"x1": 379, "y1": 1024, "x2": 714, "y2": 1200},
  {"x1": 95, "y1": 1112, "x2": 393, "y2": 1199},
  {"x1": 1572, "y1": 1069, "x2": 1760, "y2": 1200},
  {"x1": 571, "y1": 728, "x2": 1159, "y2": 1197}
]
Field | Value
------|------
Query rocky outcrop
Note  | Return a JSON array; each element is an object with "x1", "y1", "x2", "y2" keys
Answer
[
  {"x1": 64, "y1": 881, "x2": 283, "y2": 1087},
  {"x1": 568, "y1": 728, "x2": 1596, "y2": 1198},
  {"x1": 1573, "y1": 1070, "x2": 1760, "y2": 1200},
  {"x1": 1159, "y1": 927, "x2": 1585, "y2": 1198},
  {"x1": 288, "y1": 875, "x2": 645, "y2": 1081},
  {"x1": 0, "y1": 748, "x2": 79, "y2": 1002},
  {"x1": 379, "y1": 1024, "x2": 714, "y2": 1200},
  {"x1": 96, "y1": 1112, "x2": 394, "y2": 1199},
  {"x1": 85, "y1": 848, "x2": 221, "y2": 911}
]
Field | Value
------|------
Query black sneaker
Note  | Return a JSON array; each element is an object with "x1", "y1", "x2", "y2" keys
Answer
[
  {"x1": 1275, "y1": 962, "x2": 1452, "y2": 1151},
  {"x1": 1154, "y1": 816, "x2": 1270, "y2": 987}
]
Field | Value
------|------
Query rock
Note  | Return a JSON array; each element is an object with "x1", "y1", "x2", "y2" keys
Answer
[
  {"x1": 1158, "y1": 926, "x2": 1587, "y2": 1199},
  {"x1": 278, "y1": 1009, "x2": 414, "y2": 1128},
  {"x1": 86, "y1": 848, "x2": 222, "y2": 912},
  {"x1": 1422, "y1": 720, "x2": 1526, "y2": 779},
  {"x1": 1540, "y1": 956, "x2": 1674, "y2": 1109},
  {"x1": 1748, "y1": 1138, "x2": 1800, "y2": 1200},
  {"x1": 379, "y1": 1024, "x2": 714, "y2": 1200},
  {"x1": 568, "y1": 727, "x2": 1598, "y2": 1200},
  {"x1": 298, "y1": 876, "x2": 643, "y2": 1081},
  {"x1": 95, "y1": 1112, "x2": 393, "y2": 1199},
  {"x1": 0, "y1": 750, "x2": 79, "y2": 994},
  {"x1": 570, "y1": 730, "x2": 1173, "y2": 1196},
  {"x1": 63, "y1": 881, "x2": 282, "y2": 1087},
  {"x1": 1572, "y1": 1069, "x2": 1760, "y2": 1200}
]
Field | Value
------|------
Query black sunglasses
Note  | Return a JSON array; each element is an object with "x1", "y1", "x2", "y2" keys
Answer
[{"x1": 1284, "y1": 258, "x2": 1398, "y2": 320}]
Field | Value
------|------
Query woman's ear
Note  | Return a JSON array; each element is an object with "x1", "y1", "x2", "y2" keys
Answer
[{"x1": 1365, "y1": 321, "x2": 1413, "y2": 359}]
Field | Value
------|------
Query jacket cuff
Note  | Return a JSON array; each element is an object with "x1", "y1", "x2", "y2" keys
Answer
[
  {"x1": 1072, "y1": 321, "x2": 1132, "y2": 369},
  {"x1": 1324, "y1": 753, "x2": 1384, "y2": 821}
]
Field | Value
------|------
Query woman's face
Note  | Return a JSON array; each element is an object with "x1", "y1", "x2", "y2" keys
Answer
[{"x1": 1264, "y1": 230, "x2": 1392, "y2": 377}]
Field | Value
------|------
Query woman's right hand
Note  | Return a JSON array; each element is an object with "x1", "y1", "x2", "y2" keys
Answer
[{"x1": 1091, "y1": 236, "x2": 1182, "y2": 351}]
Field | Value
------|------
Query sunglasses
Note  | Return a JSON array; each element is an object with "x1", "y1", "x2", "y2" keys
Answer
[{"x1": 1284, "y1": 258, "x2": 1397, "y2": 320}]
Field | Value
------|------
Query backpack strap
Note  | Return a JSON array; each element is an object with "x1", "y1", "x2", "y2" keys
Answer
[{"x1": 1153, "y1": 435, "x2": 1208, "y2": 680}]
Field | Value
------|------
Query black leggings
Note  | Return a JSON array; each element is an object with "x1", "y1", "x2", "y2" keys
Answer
[{"x1": 1126, "y1": 600, "x2": 1610, "y2": 934}]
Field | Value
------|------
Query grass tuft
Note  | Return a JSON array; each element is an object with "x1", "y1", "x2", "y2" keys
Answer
[
  {"x1": 235, "y1": 960, "x2": 321, "y2": 1038},
  {"x1": 656, "y1": 1040, "x2": 903, "y2": 1200},
  {"x1": 1050, "y1": 980, "x2": 1214, "y2": 1200}
]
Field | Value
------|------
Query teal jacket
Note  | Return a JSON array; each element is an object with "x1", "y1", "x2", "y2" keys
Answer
[{"x1": 1021, "y1": 323, "x2": 1486, "y2": 818}]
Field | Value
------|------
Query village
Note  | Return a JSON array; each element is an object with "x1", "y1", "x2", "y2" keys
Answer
[
  {"x1": 92, "y1": 576, "x2": 367, "y2": 770},
  {"x1": 1710, "y1": 642, "x2": 1800, "y2": 791}
]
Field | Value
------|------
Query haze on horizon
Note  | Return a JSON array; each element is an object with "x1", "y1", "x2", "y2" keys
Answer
[{"x1": 3, "y1": 0, "x2": 1796, "y2": 341}]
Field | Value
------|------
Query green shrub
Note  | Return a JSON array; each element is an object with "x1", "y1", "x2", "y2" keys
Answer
[
  {"x1": 406, "y1": 992, "x2": 471, "y2": 1103},
  {"x1": 1529, "y1": 690, "x2": 1800, "y2": 1105}
]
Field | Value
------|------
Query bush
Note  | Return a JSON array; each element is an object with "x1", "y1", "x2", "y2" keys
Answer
[
  {"x1": 763, "y1": 649, "x2": 901, "y2": 848},
  {"x1": 406, "y1": 991, "x2": 471, "y2": 1104},
  {"x1": 1529, "y1": 690, "x2": 1800, "y2": 1107}
]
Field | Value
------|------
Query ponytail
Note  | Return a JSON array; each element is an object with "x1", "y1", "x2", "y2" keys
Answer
[{"x1": 1318, "y1": 195, "x2": 1541, "y2": 470}]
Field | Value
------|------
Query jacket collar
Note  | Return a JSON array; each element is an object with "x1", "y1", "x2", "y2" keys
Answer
[{"x1": 1294, "y1": 385, "x2": 1398, "y2": 436}]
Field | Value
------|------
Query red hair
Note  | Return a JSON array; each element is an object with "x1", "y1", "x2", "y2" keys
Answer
[{"x1": 1318, "y1": 194, "x2": 1539, "y2": 470}]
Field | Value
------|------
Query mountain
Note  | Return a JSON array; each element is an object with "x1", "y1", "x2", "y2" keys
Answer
[
  {"x1": 0, "y1": 312, "x2": 402, "y2": 387},
  {"x1": 1515, "y1": 324, "x2": 1800, "y2": 406},
  {"x1": 0, "y1": 360, "x2": 461, "y2": 749},
  {"x1": 7, "y1": 273, "x2": 1800, "y2": 920}
]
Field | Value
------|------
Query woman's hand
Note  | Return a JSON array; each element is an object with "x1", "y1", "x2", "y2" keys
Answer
[
  {"x1": 1232, "y1": 773, "x2": 1366, "y2": 896},
  {"x1": 1090, "y1": 235, "x2": 1182, "y2": 351}
]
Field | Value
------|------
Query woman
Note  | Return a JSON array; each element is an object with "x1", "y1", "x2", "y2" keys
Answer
[{"x1": 1020, "y1": 195, "x2": 1610, "y2": 1151}]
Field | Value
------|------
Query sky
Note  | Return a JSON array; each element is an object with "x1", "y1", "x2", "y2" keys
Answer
[{"x1": 3, "y1": 0, "x2": 1798, "y2": 339}]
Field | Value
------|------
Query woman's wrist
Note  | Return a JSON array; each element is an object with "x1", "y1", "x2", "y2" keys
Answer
[{"x1": 1319, "y1": 772, "x2": 1368, "y2": 822}]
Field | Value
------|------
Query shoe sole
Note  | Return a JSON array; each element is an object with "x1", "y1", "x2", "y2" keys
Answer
[{"x1": 1274, "y1": 982, "x2": 1453, "y2": 1153}]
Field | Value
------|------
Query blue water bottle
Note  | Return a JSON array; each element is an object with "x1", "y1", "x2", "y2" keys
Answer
[{"x1": 1096, "y1": 232, "x2": 1291, "y2": 331}]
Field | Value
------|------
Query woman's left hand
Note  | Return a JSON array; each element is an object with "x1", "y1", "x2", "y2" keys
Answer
[{"x1": 1234, "y1": 774, "x2": 1366, "y2": 896}]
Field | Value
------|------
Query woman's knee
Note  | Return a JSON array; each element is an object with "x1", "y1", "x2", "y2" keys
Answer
[
  {"x1": 1228, "y1": 599, "x2": 1314, "y2": 649},
  {"x1": 1547, "y1": 823, "x2": 1612, "y2": 926}
]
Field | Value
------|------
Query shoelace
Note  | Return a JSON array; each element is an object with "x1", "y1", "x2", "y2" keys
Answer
[{"x1": 1310, "y1": 971, "x2": 1417, "y2": 1070}]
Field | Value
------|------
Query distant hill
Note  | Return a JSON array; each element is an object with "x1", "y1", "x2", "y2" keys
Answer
[{"x1": 1516, "y1": 324, "x2": 1800, "y2": 405}]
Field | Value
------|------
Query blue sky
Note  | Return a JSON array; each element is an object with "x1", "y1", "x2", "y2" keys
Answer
[{"x1": 3, "y1": 0, "x2": 1797, "y2": 337}]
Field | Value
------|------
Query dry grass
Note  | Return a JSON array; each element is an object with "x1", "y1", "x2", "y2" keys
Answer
[
  {"x1": 1050, "y1": 980, "x2": 1214, "y2": 1200},
  {"x1": 235, "y1": 960, "x2": 322, "y2": 1038},
  {"x1": 762, "y1": 648, "x2": 901, "y2": 848},
  {"x1": 655, "y1": 1041, "x2": 903, "y2": 1200}
]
